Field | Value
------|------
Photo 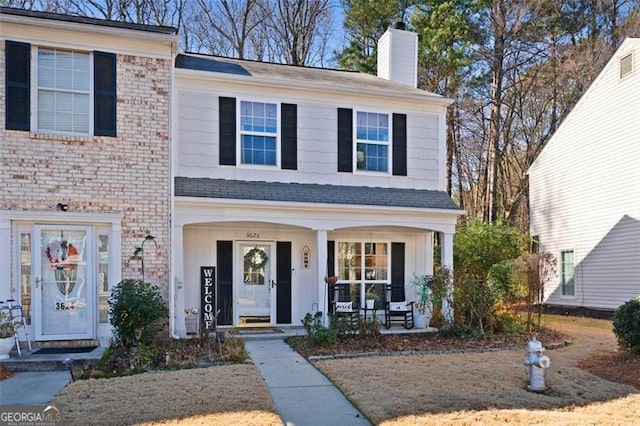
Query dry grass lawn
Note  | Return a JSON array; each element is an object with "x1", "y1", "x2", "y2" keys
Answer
[
  {"x1": 314, "y1": 315, "x2": 640, "y2": 425},
  {"x1": 53, "y1": 364, "x2": 281, "y2": 425},
  {"x1": 51, "y1": 315, "x2": 639, "y2": 425}
]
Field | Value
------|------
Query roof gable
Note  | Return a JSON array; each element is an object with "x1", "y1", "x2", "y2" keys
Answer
[{"x1": 529, "y1": 38, "x2": 640, "y2": 174}]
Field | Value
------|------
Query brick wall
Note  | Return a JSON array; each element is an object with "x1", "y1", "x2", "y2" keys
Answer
[{"x1": 0, "y1": 46, "x2": 172, "y2": 298}]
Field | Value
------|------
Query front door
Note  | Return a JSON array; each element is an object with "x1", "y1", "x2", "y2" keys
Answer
[
  {"x1": 235, "y1": 242, "x2": 275, "y2": 326},
  {"x1": 33, "y1": 226, "x2": 95, "y2": 340}
]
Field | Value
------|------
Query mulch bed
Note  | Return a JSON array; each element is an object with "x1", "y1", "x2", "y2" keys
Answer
[
  {"x1": 288, "y1": 327, "x2": 567, "y2": 359},
  {"x1": 579, "y1": 351, "x2": 640, "y2": 389}
]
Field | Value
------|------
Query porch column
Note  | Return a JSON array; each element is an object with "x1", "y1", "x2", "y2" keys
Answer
[
  {"x1": 440, "y1": 231, "x2": 454, "y2": 325},
  {"x1": 0, "y1": 218, "x2": 10, "y2": 300},
  {"x1": 172, "y1": 223, "x2": 186, "y2": 337},
  {"x1": 315, "y1": 229, "x2": 328, "y2": 325},
  {"x1": 110, "y1": 221, "x2": 122, "y2": 287}
]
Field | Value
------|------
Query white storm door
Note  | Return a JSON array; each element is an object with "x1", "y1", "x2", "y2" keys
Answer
[
  {"x1": 33, "y1": 226, "x2": 95, "y2": 340},
  {"x1": 235, "y1": 242, "x2": 276, "y2": 325}
]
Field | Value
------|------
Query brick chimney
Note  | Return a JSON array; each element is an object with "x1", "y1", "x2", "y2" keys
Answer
[{"x1": 377, "y1": 22, "x2": 418, "y2": 88}]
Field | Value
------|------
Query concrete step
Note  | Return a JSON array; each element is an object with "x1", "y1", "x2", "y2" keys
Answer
[{"x1": 0, "y1": 347, "x2": 105, "y2": 372}]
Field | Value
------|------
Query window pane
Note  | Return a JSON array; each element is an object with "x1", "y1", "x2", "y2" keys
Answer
[
  {"x1": 98, "y1": 234, "x2": 109, "y2": 324},
  {"x1": 357, "y1": 143, "x2": 388, "y2": 172},
  {"x1": 37, "y1": 48, "x2": 90, "y2": 134},
  {"x1": 561, "y1": 250, "x2": 575, "y2": 296},
  {"x1": 241, "y1": 135, "x2": 276, "y2": 165},
  {"x1": 20, "y1": 233, "x2": 32, "y2": 325}
]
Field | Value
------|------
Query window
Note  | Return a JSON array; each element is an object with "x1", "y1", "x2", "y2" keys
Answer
[
  {"x1": 337, "y1": 241, "x2": 388, "y2": 304},
  {"x1": 20, "y1": 233, "x2": 32, "y2": 325},
  {"x1": 37, "y1": 48, "x2": 91, "y2": 134},
  {"x1": 98, "y1": 234, "x2": 110, "y2": 324},
  {"x1": 5, "y1": 40, "x2": 116, "y2": 135},
  {"x1": 560, "y1": 250, "x2": 575, "y2": 297},
  {"x1": 356, "y1": 111, "x2": 389, "y2": 172},
  {"x1": 620, "y1": 53, "x2": 633, "y2": 79},
  {"x1": 240, "y1": 101, "x2": 278, "y2": 166}
]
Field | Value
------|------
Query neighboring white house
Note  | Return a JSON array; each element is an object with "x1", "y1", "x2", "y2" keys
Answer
[
  {"x1": 171, "y1": 24, "x2": 463, "y2": 334},
  {"x1": 528, "y1": 38, "x2": 640, "y2": 311}
]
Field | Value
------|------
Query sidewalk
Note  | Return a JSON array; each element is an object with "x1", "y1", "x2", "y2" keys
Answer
[
  {"x1": 0, "y1": 371, "x2": 70, "y2": 405},
  {"x1": 245, "y1": 339, "x2": 371, "y2": 426}
]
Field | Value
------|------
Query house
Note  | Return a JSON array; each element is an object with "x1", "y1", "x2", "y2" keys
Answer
[
  {"x1": 0, "y1": 7, "x2": 178, "y2": 345},
  {"x1": 528, "y1": 38, "x2": 640, "y2": 311},
  {"x1": 1, "y1": 7, "x2": 462, "y2": 345},
  {"x1": 171, "y1": 23, "x2": 463, "y2": 334}
]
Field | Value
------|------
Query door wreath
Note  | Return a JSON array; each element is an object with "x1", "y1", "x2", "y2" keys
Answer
[
  {"x1": 244, "y1": 247, "x2": 268, "y2": 270},
  {"x1": 46, "y1": 239, "x2": 79, "y2": 295}
]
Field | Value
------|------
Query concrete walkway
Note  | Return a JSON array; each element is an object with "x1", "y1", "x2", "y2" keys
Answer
[
  {"x1": 245, "y1": 339, "x2": 371, "y2": 426},
  {"x1": 0, "y1": 371, "x2": 70, "y2": 405}
]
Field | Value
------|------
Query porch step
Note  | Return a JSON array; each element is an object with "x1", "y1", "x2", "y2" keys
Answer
[{"x1": 0, "y1": 346, "x2": 106, "y2": 372}]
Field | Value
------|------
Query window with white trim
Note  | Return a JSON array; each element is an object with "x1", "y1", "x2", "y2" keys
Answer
[
  {"x1": 337, "y1": 241, "x2": 388, "y2": 304},
  {"x1": 239, "y1": 101, "x2": 278, "y2": 166},
  {"x1": 560, "y1": 249, "x2": 575, "y2": 297},
  {"x1": 356, "y1": 111, "x2": 389, "y2": 173},
  {"x1": 37, "y1": 48, "x2": 91, "y2": 134}
]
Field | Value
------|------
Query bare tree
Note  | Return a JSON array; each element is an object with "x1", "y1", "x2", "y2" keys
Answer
[
  {"x1": 266, "y1": 0, "x2": 332, "y2": 66},
  {"x1": 191, "y1": 0, "x2": 264, "y2": 58}
]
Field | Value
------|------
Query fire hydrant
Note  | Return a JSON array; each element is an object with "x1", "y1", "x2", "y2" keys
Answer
[{"x1": 523, "y1": 337, "x2": 551, "y2": 392}]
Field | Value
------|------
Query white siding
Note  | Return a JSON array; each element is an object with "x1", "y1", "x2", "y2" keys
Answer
[
  {"x1": 529, "y1": 38, "x2": 640, "y2": 310},
  {"x1": 182, "y1": 225, "x2": 432, "y2": 325},
  {"x1": 176, "y1": 80, "x2": 443, "y2": 190}
]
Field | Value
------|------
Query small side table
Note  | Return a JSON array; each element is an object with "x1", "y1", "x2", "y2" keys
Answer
[{"x1": 362, "y1": 306, "x2": 377, "y2": 321}]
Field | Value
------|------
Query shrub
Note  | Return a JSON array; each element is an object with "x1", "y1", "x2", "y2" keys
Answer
[
  {"x1": 221, "y1": 338, "x2": 248, "y2": 362},
  {"x1": 613, "y1": 297, "x2": 640, "y2": 354},
  {"x1": 356, "y1": 318, "x2": 382, "y2": 343},
  {"x1": 454, "y1": 220, "x2": 528, "y2": 280},
  {"x1": 301, "y1": 312, "x2": 338, "y2": 347},
  {"x1": 109, "y1": 279, "x2": 169, "y2": 349}
]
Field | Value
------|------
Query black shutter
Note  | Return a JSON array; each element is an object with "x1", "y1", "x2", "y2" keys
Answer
[
  {"x1": 216, "y1": 241, "x2": 233, "y2": 325},
  {"x1": 392, "y1": 113, "x2": 407, "y2": 176},
  {"x1": 5, "y1": 41, "x2": 30, "y2": 131},
  {"x1": 219, "y1": 97, "x2": 236, "y2": 165},
  {"x1": 327, "y1": 240, "x2": 335, "y2": 310},
  {"x1": 276, "y1": 241, "x2": 292, "y2": 324},
  {"x1": 337, "y1": 108, "x2": 353, "y2": 172},
  {"x1": 390, "y1": 242, "x2": 406, "y2": 301},
  {"x1": 94, "y1": 51, "x2": 117, "y2": 136},
  {"x1": 281, "y1": 103, "x2": 297, "y2": 170}
]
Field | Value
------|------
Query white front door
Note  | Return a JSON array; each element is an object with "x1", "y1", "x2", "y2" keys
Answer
[
  {"x1": 33, "y1": 226, "x2": 95, "y2": 340},
  {"x1": 235, "y1": 242, "x2": 275, "y2": 326}
]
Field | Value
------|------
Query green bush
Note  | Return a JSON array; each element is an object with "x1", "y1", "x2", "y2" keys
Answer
[
  {"x1": 109, "y1": 279, "x2": 169, "y2": 349},
  {"x1": 613, "y1": 297, "x2": 640, "y2": 354},
  {"x1": 301, "y1": 312, "x2": 338, "y2": 347},
  {"x1": 454, "y1": 220, "x2": 528, "y2": 280}
]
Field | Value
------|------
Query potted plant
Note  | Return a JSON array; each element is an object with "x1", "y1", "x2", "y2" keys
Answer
[
  {"x1": 411, "y1": 273, "x2": 439, "y2": 329},
  {"x1": 364, "y1": 289, "x2": 380, "y2": 309},
  {"x1": 0, "y1": 311, "x2": 16, "y2": 360}
]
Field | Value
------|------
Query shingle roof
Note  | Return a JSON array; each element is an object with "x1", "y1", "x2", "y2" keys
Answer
[
  {"x1": 175, "y1": 177, "x2": 461, "y2": 211},
  {"x1": 0, "y1": 6, "x2": 178, "y2": 34},
  {"x1": 175, "y1": 53, "x2": 448, "y2": 101}
]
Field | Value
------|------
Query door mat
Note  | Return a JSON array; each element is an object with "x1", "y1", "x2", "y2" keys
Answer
[
  {"x1": 232, "y1": 328, "x2": 284, "y2": 335},
  {"x1": 32, "y1": 346, "x2": 97, "y2": 355}
]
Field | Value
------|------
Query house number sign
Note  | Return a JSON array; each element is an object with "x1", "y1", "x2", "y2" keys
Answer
[
  {"x1": 201, "y1": 266, "x2": 216, "y2": 330},
  {"x1": 246, "y1": 232, "x2": 260, "y2": 238}
]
